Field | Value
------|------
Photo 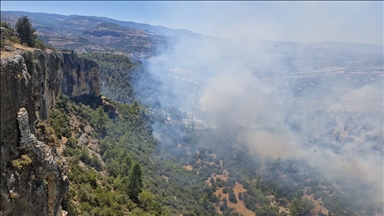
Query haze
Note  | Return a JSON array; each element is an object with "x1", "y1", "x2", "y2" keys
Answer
[{"x1": 1, "y1": 1, "x2": 383, "y2": 45}]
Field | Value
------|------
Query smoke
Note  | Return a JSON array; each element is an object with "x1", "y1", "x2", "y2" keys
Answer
[{"x1": 140, "y1": 2, "x2": 383, "y2": 211}]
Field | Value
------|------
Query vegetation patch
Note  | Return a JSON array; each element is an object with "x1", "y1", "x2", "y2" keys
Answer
[{"x1": 12, "y1": 155, "x2": 32, "y2": 170}]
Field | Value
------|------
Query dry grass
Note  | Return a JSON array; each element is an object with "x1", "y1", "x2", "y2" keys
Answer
[
  {"x1": 12, "y1": 43, "x2": 35, "y2": 51},
  {"x1": 214, "y1": 182, "x2": 255, "y2": 216},
  {"x1": 303, "y1": 193, "x2": 329, "y2": 216},
  {"x1": 206, "y1": 170, "x2": 229, "y2": 187},
  {"x1": 1, "y1": 42, "x2": 36, "y2": 59},
  {"x1": 0, "y1": 50, "x2": 14, "y2": 58},
  {"x1": 183, "y1": 165, "x2": 193, "y2": 171}
]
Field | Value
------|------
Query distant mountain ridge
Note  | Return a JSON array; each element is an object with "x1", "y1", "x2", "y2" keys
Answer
[
  {"x1": 1, "y1": 11, "x2": 205, "y2": 59},
  {"x1": 1, "y1": 11, "x2": 196, "y2": 37},
  {"x1": 1, "y1": 11, "x2": 382, "y2": 60}
]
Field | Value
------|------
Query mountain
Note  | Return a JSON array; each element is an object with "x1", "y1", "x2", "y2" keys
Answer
[
  {"x1": 1, "y1": 11, "x2": 383, "y2": 216},
  {"x1": 2, "y1": 11, "x2": 382, "y2": 61},
  {"x1": 1, "y1": 11, "x2": 197, "y2": 37},
  {"x1": 1, "y1": 11, "x2": 205, "y2": 59}
]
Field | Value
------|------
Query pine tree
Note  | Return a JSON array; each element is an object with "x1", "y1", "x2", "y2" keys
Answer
[
  {"x1": 127, "y1": 163, "x2": 143, "y2": 201},
  {"x1": 15, "y1": 16, "x2": 37, "y2": 47}
]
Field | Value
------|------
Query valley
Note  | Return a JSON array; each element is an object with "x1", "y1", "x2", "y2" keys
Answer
[{"x1": 1, "y1": 8, "x2": 383, "y2": 216}]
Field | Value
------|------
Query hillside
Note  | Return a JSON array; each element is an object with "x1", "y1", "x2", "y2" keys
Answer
[
  {"x1": 1, "y1": 12, "x2": 383, "y2": 216},
  {"x1": 1, "y1": 11, "x2": 203, "y2": 59}
]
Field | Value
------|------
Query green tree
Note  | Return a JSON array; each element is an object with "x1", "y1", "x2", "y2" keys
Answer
[
  {"x1": 127, "y1": 163, "x2": 144, "y2": 201},
  {"x1": 15, "y1": 15, "x2": 37, "y2": 47},
  {"x1": 138, "y1": 190, "x2": 163, "y2": 215},
  {"x1": 228, "y1": 191, "x2": 237, "y2": 203},
  {"x1": 289, "y1": 197, "x2": 313, "y2": 216},
  {"x1": 120, "y1": 155, "x2": 133, "y2": 176}
]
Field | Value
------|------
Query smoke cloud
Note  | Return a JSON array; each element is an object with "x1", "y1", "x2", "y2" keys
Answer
[{"x1": 141, "y1": 2, "x2": 384, "y2": 211}]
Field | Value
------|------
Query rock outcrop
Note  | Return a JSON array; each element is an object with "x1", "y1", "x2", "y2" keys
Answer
[
  {"x1": 61, "y1": 52, "x2": 100, "y2": 98},
  {"x1": 0, "y1": 48, "x2": 100, "y2": 215}
]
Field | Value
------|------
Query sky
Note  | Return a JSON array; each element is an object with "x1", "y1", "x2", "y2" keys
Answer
[{"x1": 1, "y1": 1, "x2": 383, "y2": 45}]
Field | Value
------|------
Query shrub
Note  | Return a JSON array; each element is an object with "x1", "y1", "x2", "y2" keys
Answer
[
  {"x1": 228, "y1": 192, "x2": 237, "y2": 203},
  {"x1": 12, "y1": 160, "x2": 22, "y2": 170},
  {"x1": 20, "y1": 155, "x2": 32, "y2": 164},
  {"x1": 222, "y1": 187, "x2": 228, "y2": 194},
  {"x1": 12, "y1": 154, "x2": 32, "y2": 169},
  {"x1": 35, "y1": 38, "x2": 47, "y2": 50},
  {"x1": 219, "y1": 201, "x2": 227, "y2": 212},
  {"x1": 9, "y1": 36, "x2": 20, "y2": 44},
  {"x1": 1, "y1": 21, "x2": 11, "y2": 28},
  {"x1": 67, "y1": 136, "x2": 77, "y2": 148},
  {"x1": 210, "y1": 177, "x2": 214, "y2": 184},
  {"x1": 238, "y1": 192, "x2": 244, "y2": 201},
  {"x1": 23, "y1": 51, "x2": 35, "y2": 73},
  {"x1": 80, "y1": 148, "x2": 91, "y2": 164},
  {"x1": 79, "y1": 123, "x2": 85, "y2": 131}
]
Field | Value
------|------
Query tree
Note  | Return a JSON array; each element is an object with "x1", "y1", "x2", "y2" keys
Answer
[
  {"x1": 138, "y1": 190, "x2": 163, "y2": 215},
  {"x1": 120, "y1": 155, "x2": 133, "y2": 176},
  {"x1": 289, "y1": 197, "x2": 313, "y2": 216},
  {"x1": 94, "y1": 107, "x2": 108, "y2": 132},
  {"x1": 127, "y1": 163, "x2": 143, "y2": 201},
  {"x1": 15, "y1": 16, "x2": 37, "y2": 47},
  {"x1": 228, "y1": 191, "x2": 237, "y2": 203}
]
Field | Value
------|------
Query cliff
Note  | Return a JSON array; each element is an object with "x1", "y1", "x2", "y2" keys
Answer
[{"x1": 0, "y1": 47, "x2": 100, "y2": 215}]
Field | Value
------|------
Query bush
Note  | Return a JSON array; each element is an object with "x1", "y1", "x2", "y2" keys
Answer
[
  {"x1": 228, "y1": 191, "x2": 237, "y2": 203},
  {"x1": 222, "y1": 187, "x2": 228, "y2": 194},
  {"x1": 238, "y1": 192, "x2": 243, "y2": 200},
  {"x1": 1, "y1": 21, "x2": 11, "y2": 28},
  {"x1": 23, "y1": 51, "x2": 35, "y2": 73},
  {"x1": 79, "y1": 123, "x2": 85, "y2": 131},
  {"x1": 12, "y1": 154, "x2": 32, "y2": 170},
  {"x1": 210, "y1": 177, "x2": 214, "y2": 184},
  {"x1": 219, "y1": 200, "x2": 228, "y2": 212},
  {"x1": 21, "y1": 155, "x2": 32, "y2": 164},
  {"x1": 67, "y1": 136, "x2": 77, "y2": 148},
  {"x1": 90, "y1": 154, "x2": 102, "y2": 170},
  {"x1": 35, "y1": 38, "x2": 48, "y2": 50},
  {"x1": 11, "y1": 160, "x2": 23, "y2": 170},
  {"x1": 9, "y1": 36, "x2": 20, "y2": 44},
  {"x1": 49, "y1": 108, "x2": 71, "y2": 138},
  {"x1": 80, "y1": 148, "x2": 91, "y2": 164}
]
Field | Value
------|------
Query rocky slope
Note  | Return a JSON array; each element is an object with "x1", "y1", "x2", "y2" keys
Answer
[{"x1": 0, "y1": 47, "x2": 100, "y2": 215}]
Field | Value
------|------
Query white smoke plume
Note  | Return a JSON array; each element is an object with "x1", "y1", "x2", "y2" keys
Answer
[{"x1": 142, "y1": 1, "x2": 384, "y2": 209}]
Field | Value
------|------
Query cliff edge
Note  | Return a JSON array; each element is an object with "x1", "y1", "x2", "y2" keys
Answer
[{"x1": 0, "y1": 47, "x2": 100, "y2": 216}]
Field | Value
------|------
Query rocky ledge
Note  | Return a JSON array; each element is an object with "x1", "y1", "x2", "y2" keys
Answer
[{"x1": 0, "y1": 47, "x2": 100, "y2": 215}]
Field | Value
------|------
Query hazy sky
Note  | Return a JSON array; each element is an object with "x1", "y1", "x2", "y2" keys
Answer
[{"x1": 1, "y1": 1, "x2": 383, "y2": 44}]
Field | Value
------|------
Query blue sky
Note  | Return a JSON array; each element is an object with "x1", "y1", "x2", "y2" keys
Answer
[{"x1": 1, "y1": 1, "x2": 383, "y2": 45}]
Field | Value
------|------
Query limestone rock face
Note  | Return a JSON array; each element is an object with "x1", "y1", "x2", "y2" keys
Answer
[
  {"x1": 4, "y1": 108, "x2": 69, "y2": 215},
  {"x1": 62, "y1": 53, "x2": 100, "y2": 98},
  {"x1": 0, "y1": 49, "x2": 100, "y2": 215},
  {"x1": 32, "y1": 50, "x2": 64, "y2": 120}
]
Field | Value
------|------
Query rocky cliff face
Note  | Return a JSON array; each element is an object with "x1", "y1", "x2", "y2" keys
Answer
[
  {"x1": 61, "y1": 53, "x2": 100, "y2": 99},
  {"x1": 0, "y1": 48, "x2": 100, "y2": 215}
]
